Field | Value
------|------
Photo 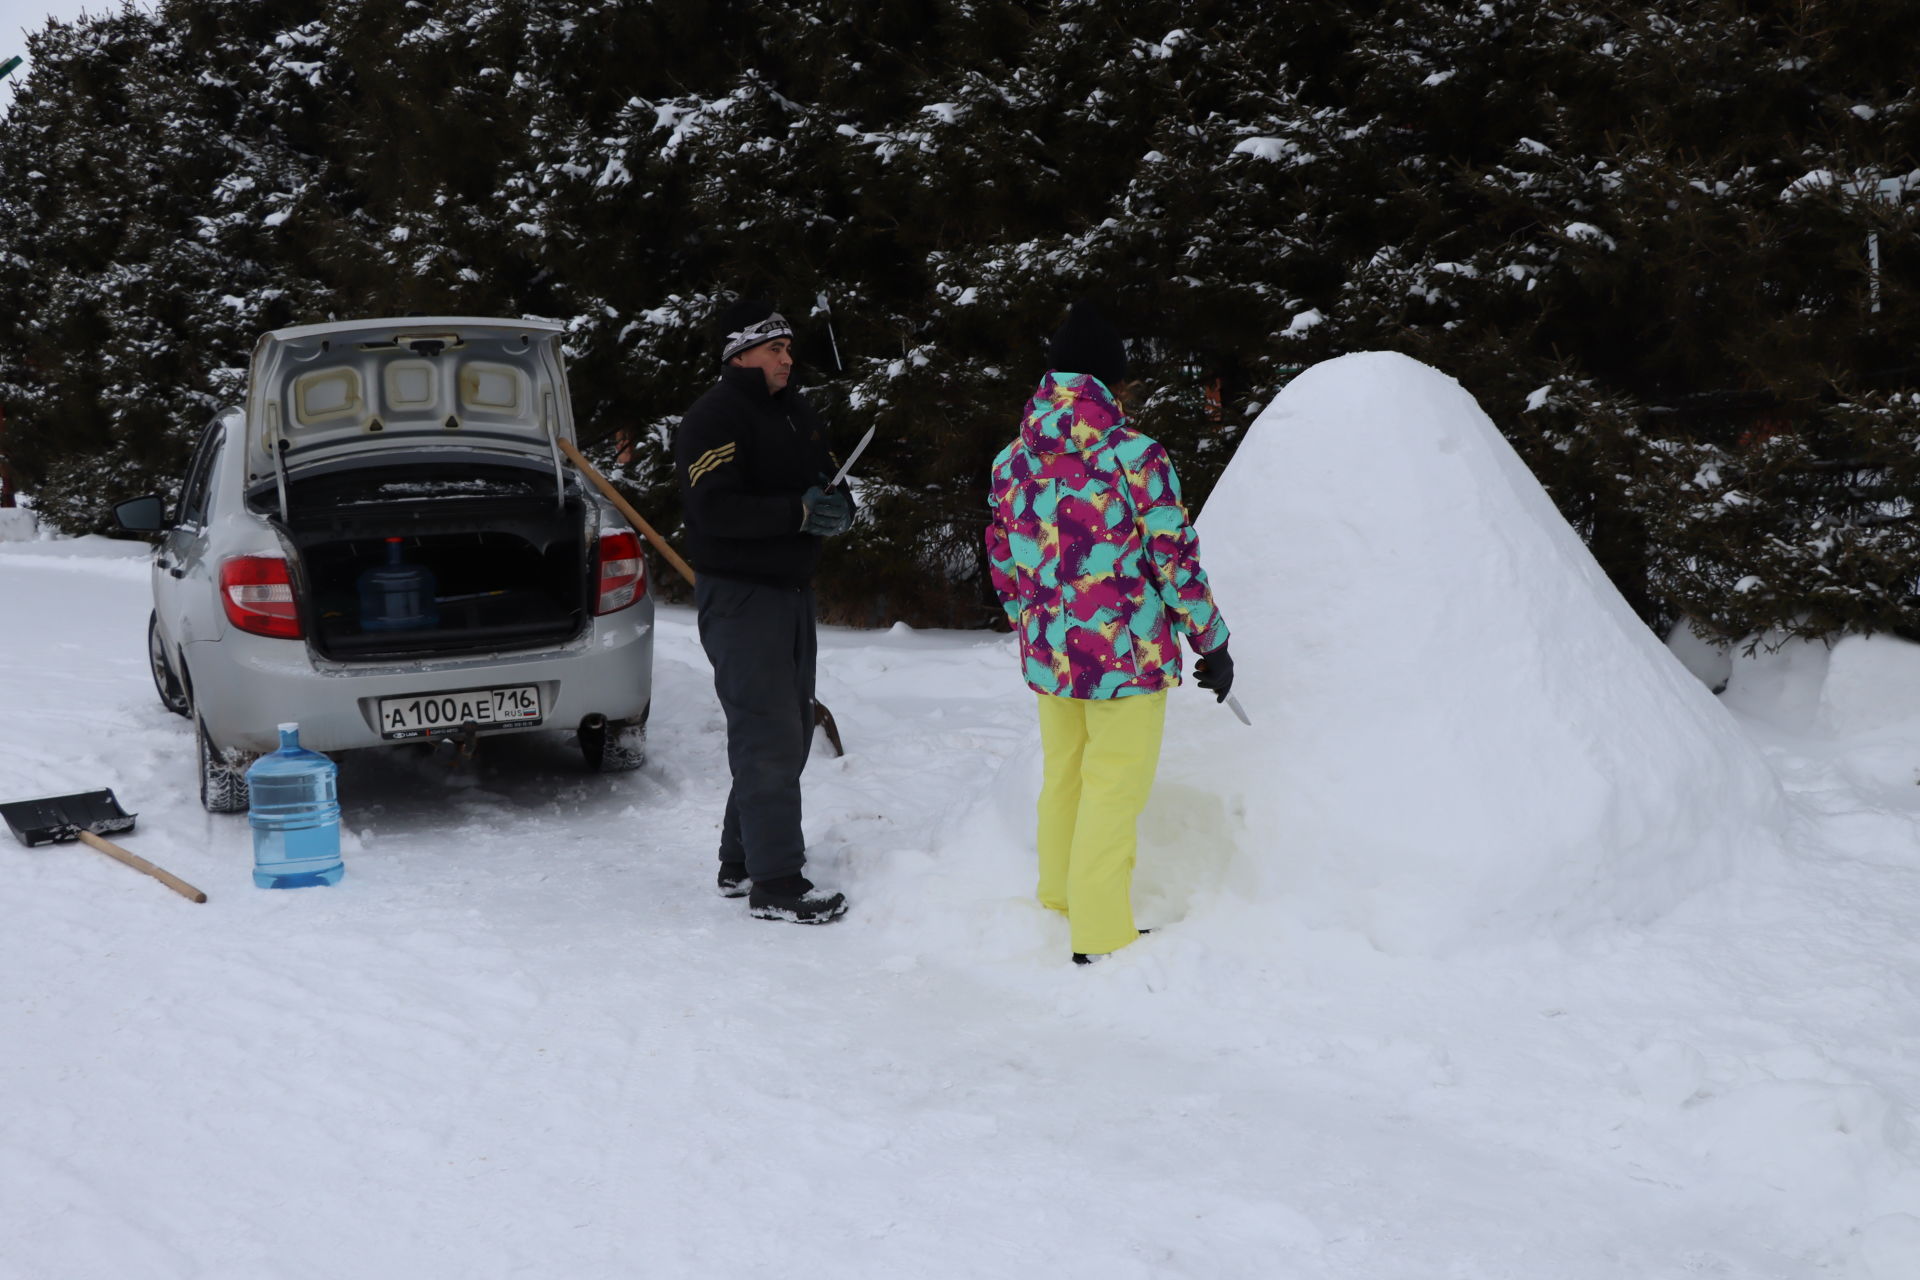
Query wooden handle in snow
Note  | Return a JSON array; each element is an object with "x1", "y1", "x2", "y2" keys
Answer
[{"x1": 76, "y1": 830, "x2": 207, "y2": 903}]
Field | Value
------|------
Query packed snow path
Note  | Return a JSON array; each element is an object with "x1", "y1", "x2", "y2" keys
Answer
[{"x1": 5, "y1": 536, "x2": 1920, "y2": 1278}]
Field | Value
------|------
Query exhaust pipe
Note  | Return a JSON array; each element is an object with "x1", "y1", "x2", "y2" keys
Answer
[{"x1": 578, "y1": 713, "x2": 608, "y2": 756}]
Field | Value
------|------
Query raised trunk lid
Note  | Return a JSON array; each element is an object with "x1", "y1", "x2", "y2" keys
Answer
[{"x1": 245, "y1": 317, "x2": 575, "y2": 484}]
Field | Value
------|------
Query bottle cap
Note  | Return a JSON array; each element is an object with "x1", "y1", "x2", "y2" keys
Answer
[{"x1": 278, "y1": 722, "x2": 299, "y2": 733}]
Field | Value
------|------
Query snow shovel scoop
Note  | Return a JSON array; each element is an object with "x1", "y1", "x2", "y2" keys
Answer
[
  {"x1": 1, "y1": 788, "x2": 207, "y2": 903},
  {"x1": 555, "y1": 438, "x2": 847, "y2": 757}
]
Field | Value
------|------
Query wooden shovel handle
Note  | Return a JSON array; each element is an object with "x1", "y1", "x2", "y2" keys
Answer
[
  {"x1": 76, "y1": 830, "x2": 208, "y2": 903},
  {"x1": 556, "y1": 438, "x2": 698, "y2": 587}
]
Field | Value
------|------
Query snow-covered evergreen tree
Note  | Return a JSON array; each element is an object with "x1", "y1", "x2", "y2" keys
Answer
[{"x1": 3, "y1": 0, "x2": 1917, "y2": 635}]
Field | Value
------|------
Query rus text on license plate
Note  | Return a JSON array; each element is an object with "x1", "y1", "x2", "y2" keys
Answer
[{"x1": 377, "y1": 685, "x2": 542, "y2": 739}]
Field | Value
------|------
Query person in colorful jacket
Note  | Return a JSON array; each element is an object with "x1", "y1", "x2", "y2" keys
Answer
[{"x1": 985, "y1": 300, "x2": 1235, "y2": 964}]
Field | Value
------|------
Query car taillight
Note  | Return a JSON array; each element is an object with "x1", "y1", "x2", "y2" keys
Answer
[
  {"x1": 220, "y1": 555, "x2": 303, "y2": 639},
  {"x1": 595, "y1": 530, "x2": 644, "y2": 615}
]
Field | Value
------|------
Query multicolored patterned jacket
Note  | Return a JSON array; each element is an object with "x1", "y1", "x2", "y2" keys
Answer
[{"x1": 986, "y1": 372, "x2": 1229, "y2": 700}]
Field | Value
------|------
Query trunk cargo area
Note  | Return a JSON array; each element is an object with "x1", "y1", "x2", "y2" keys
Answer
[{"x1": 270, "y1": 463, "x2": 592, "y2": 661}]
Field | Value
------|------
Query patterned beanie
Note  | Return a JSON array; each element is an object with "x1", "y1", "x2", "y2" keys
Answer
[
  {"x1": 1047, "y1": 300, "x2": 1128, "y2": 388},
  {"x1": 718, "y1": 299, "x2": 793, "y2": 363}
]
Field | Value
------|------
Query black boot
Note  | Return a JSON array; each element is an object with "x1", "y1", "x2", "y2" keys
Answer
[
  {"x1": 748, "y1": 874, "x2": 848, "y2": 925},
  {"x1": 717, "y1": 861, "x2": 750, "y2": 899},
  {"x1": 1073, "y1": 928, "x2": 1150, "y2": 965}
]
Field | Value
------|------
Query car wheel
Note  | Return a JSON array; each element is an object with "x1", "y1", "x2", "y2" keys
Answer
[
  {"x1": 196, "y1": 713, "x2": 250, "y2": 813},
  {"x1": 148, "y1": 612, "x2": 190, "y2": 718},
  {"x1": 580, "y1": 715, "x2": 647, "y2": 773}
]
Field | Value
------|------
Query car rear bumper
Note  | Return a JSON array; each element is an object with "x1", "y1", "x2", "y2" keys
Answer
[{"x1": 184, "y1": 606, "x2": 654, "y2": 756}]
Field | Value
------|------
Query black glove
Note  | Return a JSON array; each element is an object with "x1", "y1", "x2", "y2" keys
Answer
[
  {"x1": 1193, "y1": 644, "x2": 1234, "y2": 702},
  {"x1": 816, "y1": 475, "x2": 860, "y2": 522},
  {"x1": 800, "y1": 486, "x2": 853, "y2": 536}
]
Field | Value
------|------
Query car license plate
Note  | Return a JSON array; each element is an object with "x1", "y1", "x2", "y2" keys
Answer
[{"x1": 377, "y1": 685, "x2": 542, "y2": 739}]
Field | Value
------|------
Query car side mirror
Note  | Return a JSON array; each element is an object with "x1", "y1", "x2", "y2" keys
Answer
[{"x1": 112, "y1": 495, "x2": 169, "y2": 532}]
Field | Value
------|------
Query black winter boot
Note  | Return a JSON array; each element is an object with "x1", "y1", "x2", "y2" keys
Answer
[
  {"x1": 748, "y1": 874, "x2": 848, "y2": 925},
  {"x1": 717, "y1": 861, "x2": 751, "y2": 898},
  {"x1": 1073, "y1": 929, "x2": 1150, "y2": 965}
]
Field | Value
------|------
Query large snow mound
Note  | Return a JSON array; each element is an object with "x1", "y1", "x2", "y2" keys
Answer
[{"x1": 1135, "y1": 351, "x2": 1789, "y2": 953}]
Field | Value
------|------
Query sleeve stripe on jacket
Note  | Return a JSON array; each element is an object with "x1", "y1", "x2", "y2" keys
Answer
[{"x1": 688, "y1": 443, "x2": 736, "y2": 484}]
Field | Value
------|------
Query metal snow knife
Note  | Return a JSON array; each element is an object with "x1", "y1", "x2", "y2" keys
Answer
[
  {"x1": 828, "y1": 425, "x2": 875, "y2": 489},
  {"x1": 1225, "y1": 694, "x2": 1252, "y2": 726}
]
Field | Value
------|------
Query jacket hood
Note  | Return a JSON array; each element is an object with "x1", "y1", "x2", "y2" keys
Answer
[{"x1": 1019, "y1": 371, "x2": 1124, "y2": 455}]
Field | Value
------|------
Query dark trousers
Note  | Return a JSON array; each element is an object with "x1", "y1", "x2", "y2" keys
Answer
[{"x1": 695, "y1": 576, "x2": 818, "y2": 881}]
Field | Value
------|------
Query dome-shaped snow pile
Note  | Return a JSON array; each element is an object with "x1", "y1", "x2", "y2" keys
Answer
[{"x1": 1134, "y1": 351, "x2": 1788, "y2": 954}]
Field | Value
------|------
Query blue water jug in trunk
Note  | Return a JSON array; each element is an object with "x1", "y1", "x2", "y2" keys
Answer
[{"x1": 358, "y1": 536, "x2": 438, "y2": 631}]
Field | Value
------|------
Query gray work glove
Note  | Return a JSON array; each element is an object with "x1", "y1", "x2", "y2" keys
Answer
[{"x1": 800, "y1": 486, "x2": 853, "y2": 536}]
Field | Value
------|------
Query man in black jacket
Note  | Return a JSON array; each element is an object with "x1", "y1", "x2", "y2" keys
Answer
[{"x1": 676, "y1": 300, "x2": 852, "y2": 924}]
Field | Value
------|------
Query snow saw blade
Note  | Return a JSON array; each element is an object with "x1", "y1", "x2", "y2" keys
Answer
[{"x1": 828, "y1": 426, "x2": 875, "y2": 490}]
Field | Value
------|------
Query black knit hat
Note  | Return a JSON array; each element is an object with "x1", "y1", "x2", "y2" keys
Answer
[
  {"x1": 1047, "y1": 300, "x2": 1128, "y2": 388},
  {"x1": 716, "y1": 298, "x2": 793, "y2": 363}
]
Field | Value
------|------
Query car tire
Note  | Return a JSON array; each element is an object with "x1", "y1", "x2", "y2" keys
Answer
[
  {"x1": 196, "y1": 713, "x2": 250, "y2": 813},
  {"x1": 580, "y1": 716, "x2": 647, "y2": 773},
  {"x1": 149, "y1": 612, "x2": 190, "y2": 718}
]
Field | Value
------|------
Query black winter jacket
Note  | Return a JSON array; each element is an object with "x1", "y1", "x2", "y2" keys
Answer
[{"x1": 676, "y1": 365, "x2": 837, "y2": 589}]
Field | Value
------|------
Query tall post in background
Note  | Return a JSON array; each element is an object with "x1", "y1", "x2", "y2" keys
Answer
[{"x1": 1, "y1": 56, "x2": 15, "y2": 505}]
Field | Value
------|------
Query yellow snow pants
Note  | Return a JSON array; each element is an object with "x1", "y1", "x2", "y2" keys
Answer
[{"x1": 1034, "y1": 690, "x2": 1168, "y2": 956}]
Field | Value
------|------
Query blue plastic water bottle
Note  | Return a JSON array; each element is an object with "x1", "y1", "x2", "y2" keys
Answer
[
  {"x1": 358, "y1": 536, "x2": 438, "y2": 631},
  {"x1": 247, "y1": 723, "x2": 344, "y2": 889}
]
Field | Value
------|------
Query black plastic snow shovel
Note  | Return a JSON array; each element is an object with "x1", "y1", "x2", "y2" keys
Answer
[{"x1": 2, "y1": 788, "x2": 207, "y2": 903}]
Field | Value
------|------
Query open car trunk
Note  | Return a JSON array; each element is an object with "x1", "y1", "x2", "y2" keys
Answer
[{"x1": 264, "y1": 460, "x2": 593, "y2": 661}]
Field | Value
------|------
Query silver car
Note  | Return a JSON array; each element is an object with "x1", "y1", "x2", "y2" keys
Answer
[{"x1": 115, "y1": 316, "x2": 654, "y2": 812}]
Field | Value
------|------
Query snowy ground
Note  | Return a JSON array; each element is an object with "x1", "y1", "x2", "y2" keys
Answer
[
  {"x1": 3, "y1": 530, "x2": 1919, "y2": 1279},
  {"x1": 8, "y1": 349, "x2": 1920, "y2": 1279}
]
